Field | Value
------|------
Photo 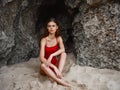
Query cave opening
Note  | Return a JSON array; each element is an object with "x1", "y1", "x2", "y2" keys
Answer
[{"x1": 35, "y1": 0, "x2": 74, "y2": 53}]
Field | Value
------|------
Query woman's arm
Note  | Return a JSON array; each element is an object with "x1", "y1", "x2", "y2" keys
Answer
[
  {"x1": 40, "y1": 38, "x2": 57, "y2": 69},
  {"x1": 50, "y1": 36, "x2": 65, "y2": 58},
  {"x1": 54, "y1": 36, "x2": 65, "y2": 55},
  {"x1": 40, "y1": 38, "x2": 47, "y2": 64}
]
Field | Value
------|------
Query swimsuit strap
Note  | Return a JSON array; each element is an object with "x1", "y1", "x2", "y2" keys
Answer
[{"x1": 56, "y1": 37, "x2": 58, "y2": 44}]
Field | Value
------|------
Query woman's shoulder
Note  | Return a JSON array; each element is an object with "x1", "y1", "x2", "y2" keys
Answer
[
  {"x1": 57, "y1": 36, "x2": 63, "y2": 42},
  {"x1": 40, "y1": 37, "x2": 47, "y2": 43}
]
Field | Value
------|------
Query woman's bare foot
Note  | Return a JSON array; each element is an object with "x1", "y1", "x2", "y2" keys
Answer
[
  {"x1": 48, "y1": 76, "x2": 56, "y2": 83},
  {"x1": 48, "y1": 76, "x2": 70, "y2": 87}
]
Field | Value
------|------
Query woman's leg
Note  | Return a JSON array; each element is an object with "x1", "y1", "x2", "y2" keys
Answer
[
  {"x1": 40, "y1": 63, "x2": 70, "y2": 87},
  {"x1": 40, "y1": 68, "x2": 46, "y2": 76},
  {"x1": 58, "y1": 52, "x2": 67, "y2": 75}
]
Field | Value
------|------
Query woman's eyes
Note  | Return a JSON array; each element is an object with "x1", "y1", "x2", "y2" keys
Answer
[{"x1": 48, "y1": 25, "x2": 55, "y2": 27}]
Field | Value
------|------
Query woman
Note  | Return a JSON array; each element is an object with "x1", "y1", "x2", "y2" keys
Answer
[{"x1": 39, "y1": 17, "x2": 70, "y2": 87}]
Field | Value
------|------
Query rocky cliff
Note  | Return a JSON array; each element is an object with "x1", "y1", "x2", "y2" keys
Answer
[{"x1": 0, "y1": 0, "x2": 120, "y2": 70}]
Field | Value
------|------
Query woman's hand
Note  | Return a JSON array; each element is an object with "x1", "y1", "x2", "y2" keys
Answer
[
  {"x1": 47, "y1": 54, "x2": 53, "y2": 63},
  {"x1": 54, "y1": 67, "x2": 62, "y2": 79},
  {"x1": 44, "y1": 61, "x2": 50, "y2": 67},
  {"x1": 44, "y1": 54, "x2": 53, "y2": 67}
]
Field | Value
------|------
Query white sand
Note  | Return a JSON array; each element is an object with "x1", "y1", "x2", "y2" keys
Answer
[{"x1": 0, "y1": 53, "x2": 120, "y2": 90}]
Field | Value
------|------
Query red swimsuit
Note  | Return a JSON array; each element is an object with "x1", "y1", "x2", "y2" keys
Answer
[{"x1": 45, "y1": 39, "x2": 59, "y2": 66}]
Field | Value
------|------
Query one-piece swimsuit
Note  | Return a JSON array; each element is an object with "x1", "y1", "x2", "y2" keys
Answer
[{"x1": 45, "y1": 38, "x2": 59, "y2": 67}]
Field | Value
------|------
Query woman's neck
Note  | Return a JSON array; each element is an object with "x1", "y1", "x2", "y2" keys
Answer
[{"x1": 48, "y1": 34, "x2": 55, "y2": 39}]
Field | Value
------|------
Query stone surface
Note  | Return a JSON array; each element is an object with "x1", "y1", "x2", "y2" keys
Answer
[
  {"x1": 65, "y1": 0, "x2": 81, "y2": 9},
  {"x1": 0, "y1": 0, "x2": 42, "y2": 66},
  {"x1": 0, "y1": 53, "x2": 120, "y2": 90},
  {"x1": 0, "y1": 0, "x2": 120, "y2": 71},
  {"x1": 72, "y1": 0, "x2": 120, "y2": 70}
]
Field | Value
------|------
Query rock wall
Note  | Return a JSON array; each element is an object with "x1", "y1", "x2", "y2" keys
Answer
[
  {"x1": 0, "y1": 0, "x2": 73, "y2": 66},
  {"x1": 0, "y1": 0, "x2": 120, "y2": 71},
  {"x1": 70, "y1": 0, "x2": 120, "y2": 70},
  {"x1": 0, "y1": 0, "x2": 42, "y2": 66}
]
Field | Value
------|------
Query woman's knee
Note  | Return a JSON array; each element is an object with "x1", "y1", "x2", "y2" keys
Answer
[
  {"x1": 40, "y1": 63, "x2": 46, "y2": 69},
  {"x1": 40, "y1": 63, "x2": 46, "y2": 75},
  {"x1": 61, "y1": 52, "x2": 67, "y2": 57}
]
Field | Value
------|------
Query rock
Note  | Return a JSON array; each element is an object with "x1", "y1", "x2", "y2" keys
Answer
[
  {"x1": 72, "y1": 1, "x2": 120, "y2": 70},
  {"x1": 0, "y1": 53, "x2": 120, "y2": 90}
]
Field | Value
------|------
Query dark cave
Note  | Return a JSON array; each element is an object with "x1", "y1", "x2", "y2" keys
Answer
[{"x1": 35, "y1": 0, "x2": 74, "y2": 53}]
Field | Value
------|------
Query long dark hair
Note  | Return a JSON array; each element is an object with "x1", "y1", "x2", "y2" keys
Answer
[{"x1": 41, "y1": 17, "x2": 61, "y2": 38}]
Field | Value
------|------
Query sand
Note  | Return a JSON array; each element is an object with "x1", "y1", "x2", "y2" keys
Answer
[{"x1": 0, "y1": 53, "x2": 120, "y2": 90}]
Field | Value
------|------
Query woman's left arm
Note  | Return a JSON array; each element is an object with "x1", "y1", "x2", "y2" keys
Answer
[
  {"x1": 47, "y1": 36, "x2": 65, "y2": 62},
  {"x1": 52, "y1": 36, "x2": 65, "y2": 56}
]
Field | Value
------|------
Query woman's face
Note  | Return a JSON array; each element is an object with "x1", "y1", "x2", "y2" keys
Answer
[{"x1": 47, "y1": 21, "x2": 58, "y2": 34}]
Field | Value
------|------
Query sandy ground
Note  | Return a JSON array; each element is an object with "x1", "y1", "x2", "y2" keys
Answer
[{"x1": 0, "y1": 53, "x2": 120, "y2": 90}]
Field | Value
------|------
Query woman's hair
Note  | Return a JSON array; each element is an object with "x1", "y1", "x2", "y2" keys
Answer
[{"x1": 41, "y1": 17, "x2": 61, "y2": 38}]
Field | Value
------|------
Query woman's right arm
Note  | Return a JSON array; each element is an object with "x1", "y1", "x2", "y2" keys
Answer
[{"x1": 40, "y1": 38, "x2": 47, "y2": 64}]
